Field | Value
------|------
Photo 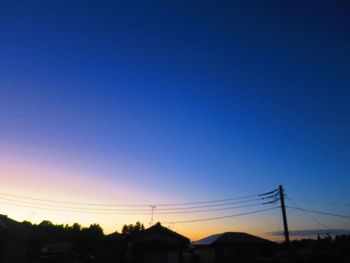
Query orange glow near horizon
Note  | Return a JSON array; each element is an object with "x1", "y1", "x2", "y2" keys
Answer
[
  {"x1": 0, "y1": 149, "x2": 334, "y2": 242},
  {"x1": 0, "y1": 150, "x2": 158, "y2": 234}
]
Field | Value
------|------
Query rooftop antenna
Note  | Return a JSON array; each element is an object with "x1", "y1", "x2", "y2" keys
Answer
[
  {"x1": 30, "y1": 211, "x2": 36, "y2": 223},
  {"x1": 150, "y1": 205, "x2": 156, "y2": 226}
]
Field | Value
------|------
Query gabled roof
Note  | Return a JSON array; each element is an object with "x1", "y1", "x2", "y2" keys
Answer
[
  {"x1": 100, "y1": 232, "x2": 127, "y2": 243},
  {"x1": 193, "y1": 232, "x2": 274, "y2": 246},
  {"x1": 193, "y1": 233, "x2": 223, "y2": 246},
  {"x1": 130, "y1": 222, "x2": 189, "y2": 246},
  {"x1": 0, "y1": 214, "x2": 45, "y2": 241},
  {"x1": 0, "y1": 215, "x2": 8, "y2": 230}
]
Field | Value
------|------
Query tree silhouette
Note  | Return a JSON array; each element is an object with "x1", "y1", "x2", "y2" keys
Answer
[
  {"x1": 121, "y1": 221, "x2": 145, "y2": 235},
  {"x1": 38, "y1": 220, "x2": 53, "y2": 227}
]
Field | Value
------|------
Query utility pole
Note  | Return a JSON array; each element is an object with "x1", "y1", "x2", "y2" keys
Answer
[{"x1": 279, "y1": 185, "x2": 290, "y2": 244}]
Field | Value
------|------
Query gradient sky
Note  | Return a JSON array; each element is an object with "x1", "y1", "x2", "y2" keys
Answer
[{"x1": 0, "y1": 0, "x2": 350, "y2": 241}]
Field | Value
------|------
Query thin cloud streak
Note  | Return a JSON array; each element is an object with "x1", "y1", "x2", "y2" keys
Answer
[{"x1": 268, "y1": 229, "x2": 350, "y2": 237}]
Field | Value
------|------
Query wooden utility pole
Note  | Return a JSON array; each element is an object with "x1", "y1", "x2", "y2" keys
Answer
[{"x1": 279, "y1": 185, "x2": 290, "y2": 244}]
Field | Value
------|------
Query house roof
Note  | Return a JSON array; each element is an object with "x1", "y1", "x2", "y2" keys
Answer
[
  {"x1": 0, "y1": 215, "x2": 7, "y2": 230},
  {"x1": 193, "y1": 232, "x2": 274, "y2": 246},
  {"x1": 101, "y1": 232, "x2": 127, "y2": 243},
  {"x1": 130, "y1": 222, "x2": 190, "y2": 246},
  {"x1": 0, "y1": 214, "x2": 45, "y2": 241}
]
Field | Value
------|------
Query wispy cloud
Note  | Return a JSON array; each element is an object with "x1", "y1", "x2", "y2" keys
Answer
[{"x1": 268, "y1": 229, "x2": 350, "y2": 237}]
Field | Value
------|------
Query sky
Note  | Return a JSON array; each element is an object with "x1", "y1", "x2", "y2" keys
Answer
[{"x1": 0, "y1": 0, "x2": 349, "y2": 241}]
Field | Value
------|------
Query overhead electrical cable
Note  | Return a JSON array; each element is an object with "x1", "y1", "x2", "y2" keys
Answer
[
  {"x1": 154, "y1": 198, "x2": 265, "y2": 211},
  {"x1": 0, "y1": 190, "x2": 276, "y2": 207},
  {"x1": 0, "y1": 201, "x2": 150, "y2": 215},
  {"x1": 155, "y1": 203, "x2": 265, "y2": 214},
  {"x1": 286, "y1": 196, "x2": 339, "y2": 235},
  {"x1": 287, "y1": 206, "x2": 350, "y2": 219},
  {"x1": 0, "y1": 200, "x2": 268, "y2": 215},
  {"x1": 286, "y1": 197, "x2": 350, "y2": 207},
  {"x1": 0, "y1": 197, "x2": 151, "y2": 212},
  {"x1": 0, "y1": 196, "x2": 270, "y2": 212},
  {"x1": 162, "y1": 206, "x2": 279, "y2": 224}
]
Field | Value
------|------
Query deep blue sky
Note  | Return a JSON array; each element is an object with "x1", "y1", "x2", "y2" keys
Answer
[{"x1": 0, "y1": 1, "x2": 349, "y2": 234}]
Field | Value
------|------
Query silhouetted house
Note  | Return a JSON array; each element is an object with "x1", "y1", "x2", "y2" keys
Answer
[
  {"x1": 128, "y1": 222, "x2": 190, "y2": 263},
  {"x1": 0, "y1": 214, "x2": 45, "y2": 263},
  {"x1": 94, "y1": 232, "x2": 127, "y2": 263},
  {"x1": 40, "y1": 240, "x2": 75, "y2": 263},
  {"x1": 41, "y1": 241, "x2": 72, "y2": 255},
  {"x1": 192, "y1": 232, "x2": 276, "y2": 263}
]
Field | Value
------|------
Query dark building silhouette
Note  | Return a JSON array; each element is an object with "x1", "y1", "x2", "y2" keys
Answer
[
  {"x1": 128, "y1": 222, "x2": 190, "y2": 263},
  {"x1": 0, "y1": 214, "x2": 45, "y2": 263},
  {"x1": 192, "y1": 232, "x2": 276, "y2": 263},
  {"x1": 94, "y1": 232, "x2": 127, "y2": 263},
  {"x1": 94, "y1": 222, "x2": 190, "y2": 263}
]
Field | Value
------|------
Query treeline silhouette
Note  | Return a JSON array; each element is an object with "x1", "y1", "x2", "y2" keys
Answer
[
  {"x1": 22, "y1": 220, "x2": 145, "y2": 256},
  {"x1": 16, "y1": 219, "x2": 350, "y2": 261},
  {"x1": 288, "y1": 234, "x2": 350, "y2": 260},
  {"x1": 121, "y1": 221, "x2": 145, "y2": 235}
]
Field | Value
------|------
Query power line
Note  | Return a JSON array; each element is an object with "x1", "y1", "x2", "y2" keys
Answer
[
  {"x1": 162, "y1": 206, "x2": 279, "y2": 224},
  {"x1": 286, "y1": 196, "x2": 339, "y2": 235},
  {"x1": 287, "y1": 206, "x2": 350, "y2": 219},
  {"x1": 0, "y1": 190, "x2": 276, "y2": 207},
  {"x1": 155, "y1": 203, "x2": 265, "y2": 214},
  {"x1": 0, "y1": 199, "x2": 267, "y2": 215},
  {"x1": 0, "y1": 201, "x2": 150, "y2": 215},
  {"x1": 287, "y1": 197, "x2": 350, "y2": 207},
  {"x1": 0, "y1": 196, "x2": 269, "y2": 212},
  {"x1": 155, "y1": 198, "x2": 265, "y2": 211},
  {"x1": 0, "y1": 197, "x2": 151, "y2": 212},
  {"x1": 0, "y1": 192, "x2": 148, "y2": 207},
  {"x1": 141, "y1": 190, "x2": 277, "y2": 206},
  {"x1": 0, "y1": 187, "x2": 281, "y2": 229},
  {"x1": 259, "y1": 190, "x2": 278, "y2": 196}
]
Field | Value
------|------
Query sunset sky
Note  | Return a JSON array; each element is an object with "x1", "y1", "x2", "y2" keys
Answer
[{"x1": 0, "y1": 1, "x2": 349, "y2": 241}]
